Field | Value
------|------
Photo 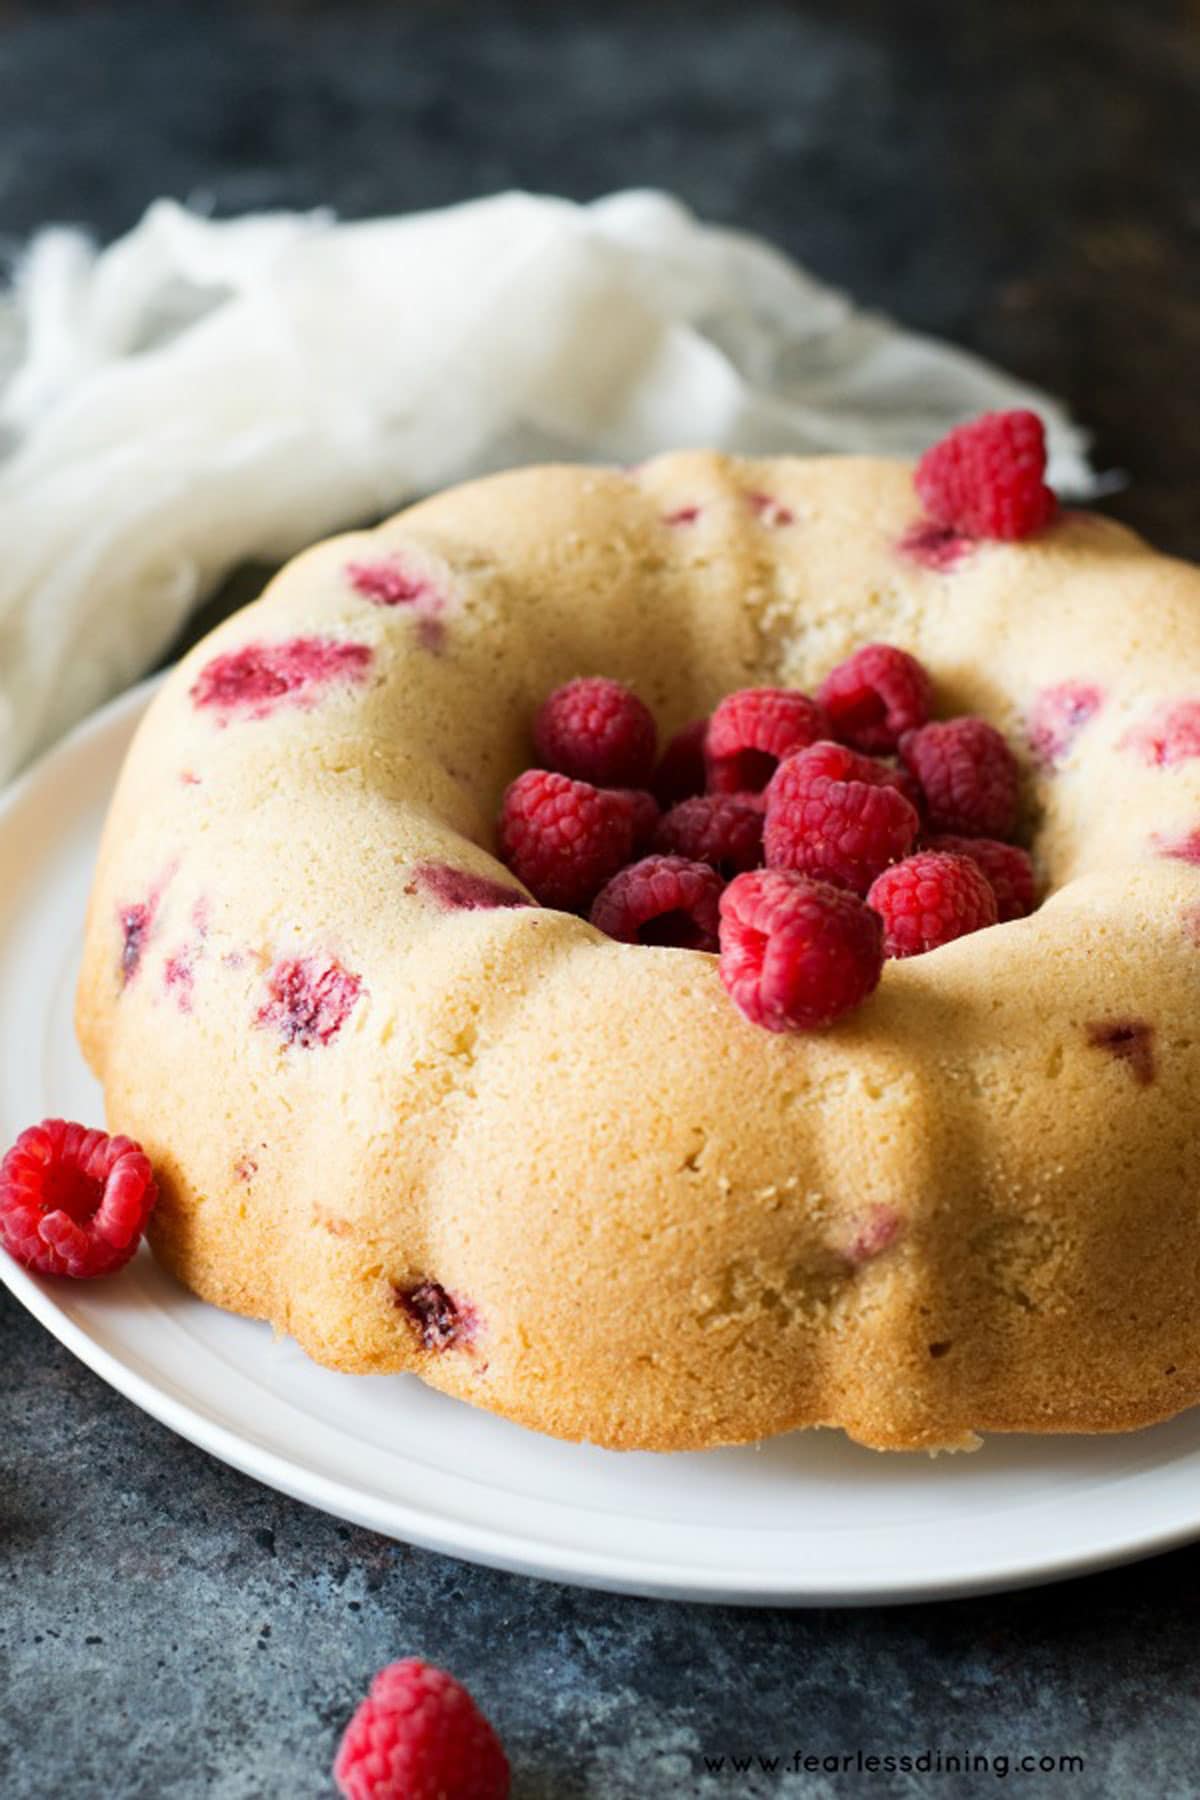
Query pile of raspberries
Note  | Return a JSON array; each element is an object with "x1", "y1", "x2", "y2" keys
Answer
[
  {"x1": 498, "y1": 652, "x2": 1033, "y2": 1032},
  {"x1": 498, "y1": 411, "x2": 1047, "y2": 1033}
]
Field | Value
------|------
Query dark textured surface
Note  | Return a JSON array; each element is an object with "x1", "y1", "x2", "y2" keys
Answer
[{"x1": 2, "y1": 2, "x2": 1200, "y2": 1795}]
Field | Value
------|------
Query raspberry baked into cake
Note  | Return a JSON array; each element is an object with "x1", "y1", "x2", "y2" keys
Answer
[{"x1": 69, "y1": 414, "x2": 1200, "y2": 1453}]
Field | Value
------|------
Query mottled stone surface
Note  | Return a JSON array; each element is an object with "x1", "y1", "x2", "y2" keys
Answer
[{"x1": 3, "y1": 1, "x2": 1200, "y2": 1794}]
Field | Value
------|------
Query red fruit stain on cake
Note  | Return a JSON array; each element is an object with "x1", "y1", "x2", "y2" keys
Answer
[
  {"x1": 843, "y1": 1203, "x2": 904, "y2": 1267},
  {"x1": 233, "y1": 1155, "x2": 258, "y2": 1183},
  {"x1": 333, "y1": 1658, "x2": 510, "y2": 1800},
  {"x1": 409, "y1": 862, "x2": 533, "y2": 911},
  {"x1": 162, "y1": 899, "x2": 211, "y2": 1012},
  {"x1": 179, "y1": 769, "x2": 202, "y2": 787},
  {"x1": 1029, "y1": 681, "x2": 1105, "y2": 764},
  {"x1": 1182, "y1": 904, "x2": 1200, "y2": 947},
  {"x1": 1120, "y1": 699, "x2": 1200, "y2": 768},
  {"x1": 256, "y1": 955, "x2": 363, "y2": 1048},
  {"x1": 0, "y1": 1119, "x2": 158, "y2": 1279},
  {"x1": 746, "y1": 490, "x2": 795, "y2": 527},
  {"x1": 1086, "y1": 1019, "x2": 1155, "y2": 1085},
  {"x1": 897, "y1": 520, "x2": 976, "y2": 571},
  {"x1": 1155, "y1": 826, "x2": 1200, "y2": 866},
  {"x1": 345, "y1": 556, "x2": 449, "y2": 653},
  {"x1": 394, "y1": 1280, "x2": 478, "y2": 1352},
  {"x1": 662, "y1": 504, "x2": 701, "y2": 526},
  {"x1": 117, "y1": 862, "x2": 176, "y2": 986},
  {"x1": 190, "y1": 637, "x2": 373, "y2": 722}
]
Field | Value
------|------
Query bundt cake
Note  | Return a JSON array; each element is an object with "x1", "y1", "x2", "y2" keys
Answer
[{"x1": 74, "y1": 442, "x2": 1200, "y2": 1452}]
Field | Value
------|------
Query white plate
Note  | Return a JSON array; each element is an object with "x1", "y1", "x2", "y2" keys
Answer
[{"x1": 4, "y1": 680, "x2": 1200, "y2": 1606}]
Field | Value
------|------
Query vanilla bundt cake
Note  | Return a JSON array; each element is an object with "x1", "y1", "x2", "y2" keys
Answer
[{"x1": 76, "y1": 443, "x2": 1200, "y2": 1452}]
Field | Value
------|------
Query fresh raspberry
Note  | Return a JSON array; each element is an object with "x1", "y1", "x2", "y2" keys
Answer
[
  {"x1": 1028, "y1": 681, "x2": 1105, "y2": 765},
  {"x1": 818, "y1": 644, "x2": 934, "y2": 754},
  {"x1": 498, "y1": 770, "x2": 634, "y2": 911},
  {"x1": 706, "y1": 688, "x2": 831, "y2": 796},
  {"x1": 0, "y1": 1120, "x2": 158, "y2": 1279},
  {"x1": 1120, "y1": 699, "x2": 1200, "y2": 768},
  {"x1": 899, "y1": 717, "x2": 1020, "y2": 838},
  {"x1": 533, "y1": 677, "x2": 657, "y2": 788},
  {"x1": 590, "y1": 854, "x2": 723, "y2": 950},
  {"x1": 867, "y1": 851, "x2": 998, "y2": 958},
  {"x1": 334, "y1": 1658, "x2": 509, "y2": 1800},
  {"x1": 651, "y1": 718, "x2": 709, "y2": 808},
  {"x1": 653, "y1": 794, "x2": 764, "y2": 878},
  {"x1": 718, "y1": 869, "x2": 883, "y2": 1032},
  {"x1": 763, "y1": 741, "x2": 920, "y2": 895},
  {"x1": 914, "y1": 409, "x2": 1057, "y2": 541},
  {"x1": 612, "y1": 788, "x2": 661, "y2": 852},
  {"x1": 923, "y1": 834, "x2": 1036, "y2": 922}
]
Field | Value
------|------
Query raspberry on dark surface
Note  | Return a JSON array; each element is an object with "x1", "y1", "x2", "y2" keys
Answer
[
  {"x1": 256, "y1": 956, "x2": 363, "y2": 1048},
  {"x1": 0, "y1": 1119, "x2": 158, "y2": 1279},
  {"x1": 706, "y1": 688, "x2": 830, "y2": 795},
  {"x1": 763, "y1": 740, "x2": 920, "y2": 895},
  {"x1": 867, "y1": 851, "x2": 998, "y2": 958},
  {"x1": 1028, "y1": 682, "x2": 1105, "y2": 765},
  {"x1": 653, "y1": 794, "x2": 764, "y2": 878},
  {"x1": 394, "y1": 1281, "x2": 478, "y2": 1352},
  {"x1": 651, "y1": 717, "x2": 709, "y2": 808},
  {"x1": 914, "y1": 409, "x2": 1057, "y2": 541},
  {"x1": 818, "y1": 644, "x2": 934, "y2": 754},
  {"x1": 533, "y1": 676, "x2": 657, "y2": 788},
  {"x1": 409, "y1": 862, "x2": 533, "y2": 911},
  {"x1": 718, "y1": 868, "x2": 883, "y2": 1031},
  {"x1": 334, "y1": 1658, "x2": 510, "y2": 1800},
  {"x1": 498, "y1": 769, "x2": 635, "y2": 911},
  {"x1": 923, "y1": 834, "x2": 1037, "y2": 922},
  {"x1": 190, "y1": 637, "x2": 373, "y2": 722},
  {"x1": 900, "y1": 716, "x2": 1020, "y2": 839},
  {"x1": 590, "y1": 854, "x2": 723, "y2": 951},
  {"x1": 1120, "y1": 699, "x2": 1200, "y2": 768}
]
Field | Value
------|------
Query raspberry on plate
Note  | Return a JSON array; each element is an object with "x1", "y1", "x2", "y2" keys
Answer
[
  {"x1": 868, "y1": 850, "x2": 998, "y2": 959},
  {"x1": 334, "y1": 1658, "x2": 510, "y2": 1800},
  {"x1": 914, "y1": 409, "x2": 1057, "y2": 542},
  {"x1": 0, "y1": 1119, "x2": 157, "y2": 1278},
  {"x1": 718, "y1": 868, "x2": 883, "y2": 1032},
  {"x1": 533, "y1": 676, "x2": 657, "y2": 788},
  {"x1": 590, "y1": 854, "x2": 723, "y2": 951},
  {"x1": 651, "y1": 717, "x2": 709, "y2": 808},
  {"x1": 653, "y1": 793, "x2": 764, "y2": 878},
  {"x1": 818, "y1": 643, "x2": 934, "y2": 754},
  {"x1": 923, "y1": 834, "x2": 1036, "y2": 922},
  {"x1": 706, "y1": 687, "x2": 830, "y2": 795},
  {"x1": 498, "y1": 769, "x2": 634, "y2": 911},
  {"x1": 900, "y1": 716, "x2": 1020, "y2": 839},
  {"x1": 763, "y1": 740, "x2": 920, "y2": 895}
]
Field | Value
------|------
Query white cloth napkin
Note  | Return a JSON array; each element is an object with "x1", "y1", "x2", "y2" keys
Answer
[{"x1": 0, "y1": 188, "x2": 1096, "y2": 785}]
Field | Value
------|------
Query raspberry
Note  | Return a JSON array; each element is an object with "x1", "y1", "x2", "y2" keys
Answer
[
  {"x1": 0, "y1": 1120, "x2": 158, "y2": 1279},
  {"x1": 718, "y1": 869, "x2": 883, "y2": 1032},
  {"x1": 394, "y1": 1281, "x2": 478, "y2": 1352},
  {"x1": 651, "y1": 718, "x2": 709, "y2": 808},
  {"x1": 899, "y1": 717, "x2": 1020, "y2": 839},
  {"x1": 706, "y1": 688, "x2": 831, "y2": 795},
  {"x1": 257, "y1": 956, "x2": 363, "y2": 1048},
  {"x1": 923, "y1": 834, "x2": 1036, "y2": 922},
  {"x1": 498, "y1": 770, "x2": 634, "y2": 911},
  {"x1": 590, "y1": 854, "x2": 723, "y2": 950},
  {"x1": 867, "y1": 851, "x2": 998, "y2": 958},
  {"x1": 334, "y1": 1658, "x2": 509, "y2": 1800},
  {"x1": 818, "y1": 643, "x2": 935, "y2": 754},
  {"x1": 612, "y1": 788, "x2": 661, "y2": 852},
  {"x1": 1120, "y1": 699, "x2": 1200, "y2": 768},
  {"x1": 533, "y1": 677, "x2": 657, "y2": 788},
  {"x1": 914, "y1": 409, "x2": 1057, "y2": 541},
  {"x1": 763, "y1": 741, "x2": 920, "y2": 895},
  {"x1": 1028, "y1": 682, "x2": 1105, "y2": 765},
  {"x1": 653, "y1": 794, "x2": 764, "y2": 878},
  {"x1": 190, "y1": 637, "x2": 373, "y2": 722}
]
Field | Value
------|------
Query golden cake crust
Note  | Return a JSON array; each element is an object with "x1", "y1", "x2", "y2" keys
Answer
[{"x1": 76, "y1": 452, "x2": 1200, "y2": 1452}]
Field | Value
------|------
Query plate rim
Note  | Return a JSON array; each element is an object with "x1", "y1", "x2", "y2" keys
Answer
[{"x1": 4, "y1": 678, "x2": 1200, "y2": 1606}]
